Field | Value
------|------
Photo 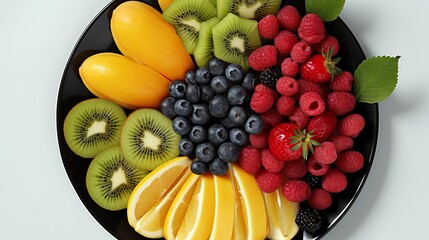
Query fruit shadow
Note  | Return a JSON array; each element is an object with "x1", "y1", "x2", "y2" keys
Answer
[{"x1": 323, "y1": 95, "x2": 406, "y2": 238}]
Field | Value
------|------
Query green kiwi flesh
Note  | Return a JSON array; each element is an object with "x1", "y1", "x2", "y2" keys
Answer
[
  {"x1": 63, "y1": 98, "x2": 127, "y2": 158},
  {"x1": 120, "y1": 108, "x2": 181, "y2": 171},
  {"x1": 217, "y1": 0, "x2": 282, "y2": 20},
  {"x1": 162, "y1": 0, "x2": 217, "y2": 54},
  {"x1": 86, "y1": 146, "x2": 149, "y2": 211},
  {"x1": 193, "y1": 17, "x2": 220, "y2": 68},
  {"x1": 212, "y1": 13, "x2": 261, "y2": 72}
]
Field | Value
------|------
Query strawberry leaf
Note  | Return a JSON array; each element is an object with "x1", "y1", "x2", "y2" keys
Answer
[
  {"x1": 305, "y1": 0, "x2": 346, "y2": 22},
  {"x1": 353, "y1": 56, "x2": 400, "y2": 103}
]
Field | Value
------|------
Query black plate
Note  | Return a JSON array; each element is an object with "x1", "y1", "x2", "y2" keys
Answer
[{"x1": 56, "y1": 0, "x2": 378, "y2": 239}]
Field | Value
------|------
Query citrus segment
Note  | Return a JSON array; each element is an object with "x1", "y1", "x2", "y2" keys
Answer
[
  {"x1": 127, "y1": 156, "x2": 191, "y2": 228},
  {"x1": 230, "y1": 169, "x2": 247, "y2": 240},
  {"x1": 134, "y1": 168, "x2": 192, "y2": 238},
  {"x1": 277, "y1": 189, "x2": 299, "y2": 239},
  {"x1": 263, "y1": 189, "x2": 300, "y2": 240},
  {"x1": 163, "y1": 173, "x2": 200, "y2": 239},
  {"x1": 231, "y1": 163, "x2": 267, "y2": 240},
  {"x1": 209, "y1": 173, "x2": 234, "y2": 240},
  {"x1": 176, "y1": 174, "x2": 215, "y2": 240}
]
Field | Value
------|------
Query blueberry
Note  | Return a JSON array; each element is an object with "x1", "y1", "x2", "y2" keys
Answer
[
  {"x1": 228, "y1": 106, "x2": 248, "y2": 126},
  {"x1": 227, "y1": 85, "x2": 247, "y2": 105},
  {"x1": 229, "y1": 128, "x2": 248, "y2": 146},
  {"x1": 244, "y1": 114, "x2": 264, "y2": 134},
  {"x1": 208, "y1": 58, "x2": 226, "y2": 76},
  {"x1": 210, "y1": 75, "x2": 230, "y2": 94},
  {"x1": 185, "y1": 84, "x2": 200, "y2": 103},
  {"x1": 242, "y1": 72, "x2": 257, "y2": 91},
  {"x1": 169, "y1": 80, "x2": 187, "y2": 98},
  {"x1": 190, "y1": 160, "x2": 208, "y2": 175},
  {"x1": 195, "y1": 142, "x2": 216, "y2": 163},
  {"x1": 174, "y1": 99, "x2": 193, "y2": 117},
  {"x1": 189, "y1": 125, "x2": 207, "y2": 144},
  {"x1": 190, "y1": 103, "x2": 211, "y2": 125},
  {"x1": 225, "y1": 64, "x2": 244, "y2": 82},
  {"x1": 195, "y1": 67, "x2": 211, "y2": 84},
  {"x1": 221, "y1": 116, "x2": 239, "y2": 129},
  {"x1": 185, "y1": 70, "x2": 197, "y2": 85},
  {"x1": 209, "y1": 95, "x2": 230, "y2": 118},
  {"x1": 179, "y1": 138, "x2": 194, "y2": 156},
  {"x1": 209, "y1": 158, "x2": 228, "y2": 176},
  {"x1": 218, "y1": 142, "x2": 240, "y2": 163},
  {"x1": 172, "y1": 116, "x2": 191, "y2": 135},
  {"x1": 208, "y1": 123, "x2": 228, "y2": 146},
  {"x1": 199, "y1": 85, "x2": 215, "y2": 102},
  {"x1": 160, "y1": 97, "x2": 177, "y2": 118}
]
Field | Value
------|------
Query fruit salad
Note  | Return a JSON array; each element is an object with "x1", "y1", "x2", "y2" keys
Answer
[{"x1": 60, "y1": 0, "x2": 399, "y2": 239}]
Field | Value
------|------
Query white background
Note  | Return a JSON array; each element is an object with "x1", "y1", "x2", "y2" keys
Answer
[{"x1": 0, "y1": 0, "x2": 426, "y2": 239}]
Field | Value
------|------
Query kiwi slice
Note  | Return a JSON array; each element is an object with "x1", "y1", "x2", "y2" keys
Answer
[
  {"x1": 193, "y1": 17, "x2": 220, "y2": 68},
  {"x1": 212, "y1": 13, "x2": 261, "y2": 72},
  {"x1": 63, "y1": 98, "x2": 127, "y2": 158},
  {"x1": 86, "y1": 146, "x2": 149, "y2": 211},
  {"x1": 120, "y1": 108, "x2": 181, "y2": 171},
  {"x1": 208, "y1": 0, "x2": 217, "y2": 7},
  {"x1": 217, "y1": 0, "x2": 282, "y2": 20},
  {"x1": 162, "y1": 0, "x2": 217, "y2": 54}
]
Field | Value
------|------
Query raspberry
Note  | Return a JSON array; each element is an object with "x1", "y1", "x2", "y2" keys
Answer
[
  {"x1": 239, "y1": 145, "x2": 262, "y2": 174},
  {"x1": 313, "y1": 141, "x2": 337, "y2": 164},
  {"x1": 261, "y1": 107, "x2": 283, "y2": 128},
  {"x1": 327, "y1": 91, "x2": 356, "y2": 116},
  {"x1": 335, "y1": 151, "x2": 364, "y2": 173},
  {"x1": 248, "y1": 45, "x2": 278, "y2": 71},
  {"x1": 258, "y1": 15, "x2": 279, "y2": 40},
  {"x1": 307, "y1": 155, "x2": 330, "y2": 176},
  {"x1": 276, "y1": 5, "x2": 301, "y2": 32},
  {"x1": 329, "y1": 71, "x2": 353, "y2": 92},
  {"x1": 314, "y1": 34, "x2": 340, "y2": 56},
  {"x1": 249, "y1": 128, "x2": 268, "y2": 149},
  {"x1": 299, "y1": 92, "x2": 326, "y2": 116},
  {"x1": 254, "y1": 83, "x2": 277, "y2": 98},
  {"x1": 294, "y1": 79, "x2": 323, "y2": 100},
  {"x1": 276, "y1": 96, "x2": 296, "y2": 116},
  {"x1": 259, "y1": 67, "x2": 282, "y2": 89},
  {"x1": 282, "y1": 158, "x2": 307, "y2": 179},
  {"x1": 298, "y1": 14, "x2": 326, "y2": 44},
  {"x1": 328, "y1": 133, "x2": 353, "y2": 153},
  {"x1": 337, "y1": 113, "x2": 365, "y2": 137},
  {"x1": 280, "y1": 58, "x2": 299, "y2": 77},
  {"x1": 306, "y1": 110, "x2": 337, "y2": 142},
  {"x1": 282, "y1": 179, "x2": 311, "y2": 202},
  {"x1": 276, "y1": 76, "x2": 299, "y2": 96},
  {"x1": 290, "y1": 41, "x2": 312, "y2": 63},
  {"x1": 288, "y1": 106, "x2": 310, "y2": 129},
  {"x1": 256, "y1": 169, "x2": 284, "y2": 192},
  {"x1": 308, "y1": 188, "x2": 332, "y2": 210},
  {"x1": 261, "y1": 148, "x2": 285, "y2": 173},
  {"x1": 250, "y1": 90, "x2": 275, "y2": 113},
  {"x1": 322, "y1": 168, "x2": 347, "y2": 193},
  {"x1": 274, "y1": 30, "x2": 299, "y2": 55}
]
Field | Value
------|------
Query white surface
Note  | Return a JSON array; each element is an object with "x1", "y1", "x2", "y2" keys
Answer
[{"x1": 0, "y1": 0, "x2": 426, "y2": 239}]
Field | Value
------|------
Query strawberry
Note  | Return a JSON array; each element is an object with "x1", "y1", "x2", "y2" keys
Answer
[
  {"x1": 300, "y1": 48, "x2": 342, "y2": 83},
  {"x1": 268, "y1": 123, "x2": 318, "y2": 161}
]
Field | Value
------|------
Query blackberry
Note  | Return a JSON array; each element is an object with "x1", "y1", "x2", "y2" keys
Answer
[
  {"x1": 304, "y1": 173, "x2": 322, "y2": 189},
  {"x1": 259, "y1": 67, "x2": 282, "y2": 89},
  {"x1": 295, "y1": 207, "x2": 323, "y2": 234}
]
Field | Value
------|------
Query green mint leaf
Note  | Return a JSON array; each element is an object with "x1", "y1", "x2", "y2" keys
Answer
[
  {"x1": 305, "y1": 0, "x2": 346, "y2": 22},
  {"x1": 353, "y1": 56, "x2": 400, "y2": 103}
]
